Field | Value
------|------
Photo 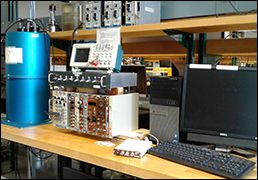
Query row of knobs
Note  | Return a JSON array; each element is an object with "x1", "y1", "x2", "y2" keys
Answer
[
  {"x1": 114, "y1": 150, "x2": 141, "y2": 158},
  {"x1": 55, "y1": 75, "x2": 100, "y2": 84},
  {"x1": 93, "y1": 44, "x2": 114, "y2": 51}
]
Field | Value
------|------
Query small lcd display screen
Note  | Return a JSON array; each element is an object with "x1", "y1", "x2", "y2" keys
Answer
[
  {"x1": 88, "y1": 102, "x2": 96, "y2": 106},
  {"x1": 74, "y1": 48, "x2": 90, "y2": 62}
]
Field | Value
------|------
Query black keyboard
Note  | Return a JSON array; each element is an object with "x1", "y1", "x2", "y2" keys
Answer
[{"x1": 147, "y1": 141, "x2": 255, "y2": 179}]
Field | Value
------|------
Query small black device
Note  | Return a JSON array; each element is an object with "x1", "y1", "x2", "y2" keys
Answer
[
  {"x1": 148, "y1": 141, "x2": 255, "y2": 179},
  {"x1": 150, "y1": 76, "x2": 183, "y2": 106},
  {"x1": 48, "y1": 71, "x2": 137, "y2": 90}
]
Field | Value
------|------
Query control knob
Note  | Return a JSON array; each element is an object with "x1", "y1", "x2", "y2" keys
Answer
[
  {"x1": 86, "y1": 77, "x2": 91, "y2": 83},
  {"x1": 63, "y1": 76, "x2": 68, "y2": 81},
  {"x1": 80, "y1": 76, "x2": 85, "y2": 82},
  {"x1": 69, "y1": 76, "x2": 74, "y2": 81},
  {"x1": 57, "y1": 75, "x2": 63, "y2": 81},
  {"x1": 74, "y1": 76, "x2": 79, "y2": 82}
]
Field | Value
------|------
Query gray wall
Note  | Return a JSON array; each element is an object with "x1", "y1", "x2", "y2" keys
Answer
[
  {"x1": 161, "y1": 1, "x2": 257, "y2": 20},
  {"x1": 1, "y1": 1, "x2": 18, "y2": 33},
  {"x1": 17, "y1": 1, "x2": 64, "y2": 18},
  {"x1": 17, "y1": 1, "x2": 258, "y2": 20}
]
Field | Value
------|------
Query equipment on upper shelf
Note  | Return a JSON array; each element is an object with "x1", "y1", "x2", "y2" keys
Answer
[
  {"x1": 125, "y1": 1, "x2": 160, "y2": 26},
  {"x1": 69, "y1": 43, "x2": 123, "y2": 72},
  {"x1": 82, "y1": 1, "x2": 104, "y2": 29},
  {"x1": 47, "y1": 4, "x2": 62, "y2": 32},
  {"x1": 81, "y1": 1, "x2": 160, "y2": 29}
]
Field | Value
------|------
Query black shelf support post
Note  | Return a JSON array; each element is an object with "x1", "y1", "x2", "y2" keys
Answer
[
  {"x1": 163, "y1": 29, "x2": 195, "y2": 64},
  {"x1": 198, "y1": 33, "x2": 207, "y2": 64}
]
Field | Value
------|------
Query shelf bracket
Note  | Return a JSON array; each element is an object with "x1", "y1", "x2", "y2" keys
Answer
[{"x1": 163, "y1": 29, "x2": 195, "y2": 64}]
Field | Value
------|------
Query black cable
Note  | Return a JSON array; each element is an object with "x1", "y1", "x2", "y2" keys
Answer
[
  {"x1": 214, "y1": 57, "x2": 222, "y2": 65},
  {"x1": 71, "y1": 22, "x2": 84, "y2": 51},
  {"x1": 14, "y1": 143, "x2": 21, "y2": 179},
  {"x1": 51, "y1": 39, "x2": 55, "y2": 71},
  {"x1": 34, "y1": 18, "x2": 46, "y2": 31},
  {"x1": 28, "y1": 147, "x2": 54, "y2": 160},
  {"x1": 67, "y1": 22, "x2": 84, "y2": 71},
  {"x1": 224, "y1": 32, "x2": 241, "y2": 39},
  {"x1": 28, "y1": 18, "x2": 55, "y2": 72},
  {"x1": 3, "y1": 18, "x2": 24, "y2": 36},
  {"x1": 228, "y1": 1, "x2": 257, "y2": 15},
  {"x1": 28, "y1": 147, "x2": 33, "y2": 178},
  {"x1": 228, "y1": 1, "x2": 241, "y2": 13},
  {"x1": 32, "y1": 18, "x2": 55, "y2": 71}
]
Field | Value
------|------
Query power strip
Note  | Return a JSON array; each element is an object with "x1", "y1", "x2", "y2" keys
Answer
[{"x1": 114, "y1": 139, "x2": 152, "y2": 158}]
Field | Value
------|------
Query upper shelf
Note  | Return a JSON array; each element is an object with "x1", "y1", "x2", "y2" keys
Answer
[{"x1": 49, "y1": 13, "x2": 257, "y2": 40}]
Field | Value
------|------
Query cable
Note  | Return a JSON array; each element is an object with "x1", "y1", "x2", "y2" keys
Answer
[
  {"x1": 214, "y1": 57, "x2": 222, "y2": 65},
  {"x1": 224, "y1": 32, "x2": 241, "y2": 39},
  {"x1": 147, "y1": 133, "x2": 160, "y2": 146},
  {"x1": 228, "y1": 1, "x2": 241, "y2": 13},
  {"x1": 14, "y1": 143, "x2": 21, "y2": 179},
  {"x1": 3, "y1": 18, "x2": 24, "y2": 36},
  {"x1": 51, "y1": 38, "x2": 55, "y2": 71},
  {"x1": 28, "y1": 147, "x2": 54, "y2": 160},
  {"x1": 26, "y1": 18, "x2": 55, "y2": 72},
  {"x1": 228, "y1": 1, "x2": 257, "y2": 15},
  {"x1": 30, "y1": 18, "x2": 56, "y2": 71},
  {"x1": 28, "y1": 147, "x2": 33, "y2": 178},
  {"x1": 71, "y1": 22, "x2": 84, "y2": 50},
  {"x1": 34, "y1": 18, "x2": 46, "y2": 31}
]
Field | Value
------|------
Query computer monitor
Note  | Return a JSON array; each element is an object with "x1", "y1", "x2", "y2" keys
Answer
[
  {"x1": 180, "y1": 64, "x2": 257, "y2": 150},
  {"x1": 120, "y1": 65, "x2": 147, "y2": 94},
  {"x1": 69, "y1": 43, "x2": 94, "y2": 67},
  {"x1": 160, "y1": 60, "x2": 171, "y2": 67}
]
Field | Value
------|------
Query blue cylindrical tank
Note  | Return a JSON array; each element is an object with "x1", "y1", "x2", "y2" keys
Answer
[{"x1": 5, "y1": 32, "x2": 50, "y2": 127}]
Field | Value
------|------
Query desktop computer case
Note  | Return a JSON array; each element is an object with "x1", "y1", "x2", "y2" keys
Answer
[{"x1": 150, "y1": 104, "x2": 180, "y2": 142}]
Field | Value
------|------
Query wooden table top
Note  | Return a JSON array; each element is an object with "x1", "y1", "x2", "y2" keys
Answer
[{"x1": 1, "y1": 124, "x2": 257, "y2": 179}]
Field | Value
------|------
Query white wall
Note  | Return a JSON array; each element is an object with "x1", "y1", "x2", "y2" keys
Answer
[{"x1": 18, "y1": 1, "x2": 64, "y2": 18}]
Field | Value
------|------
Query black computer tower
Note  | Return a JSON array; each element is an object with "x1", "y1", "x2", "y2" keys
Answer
[{"x1": 149, "y1": 76, "x2": 185, "y2": 142}]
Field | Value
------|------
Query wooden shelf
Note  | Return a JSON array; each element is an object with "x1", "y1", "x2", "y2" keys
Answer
[
  {"x1": 50, "y1": 13, "x2": 257, "y2": 40},
  {"x1": 123, "y1": 38, "x2": 257, "y2": 56}
]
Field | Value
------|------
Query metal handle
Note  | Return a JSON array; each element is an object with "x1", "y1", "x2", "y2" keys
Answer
[
  {"x1": 100, "y1": 76, "x2": 107, "y2": 87},
  {"x1": 48, "y1": 98, "x2": 53, "y2": 119},
  {"x1": 48, "y1": 73, "x2": 54, "y2": 83}
]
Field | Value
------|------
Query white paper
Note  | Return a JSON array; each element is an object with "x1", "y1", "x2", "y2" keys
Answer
[
  {"x1": 97, "y1": 27, "x2": 121, "y2": 44},
  {"x1": 5, "y1": 47, "x2": 23, "y2": 64},
  {"x1": 31, "y1": 33, "x2": 39, "y2": 38}
]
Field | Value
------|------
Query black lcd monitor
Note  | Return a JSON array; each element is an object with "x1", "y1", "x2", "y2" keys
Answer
[
  {"x1": 74, "y1": 48, "x2": 90, "y2": 62},
  {"x1": 180, "y1": 64, "x2": 257, "y2": 150}
]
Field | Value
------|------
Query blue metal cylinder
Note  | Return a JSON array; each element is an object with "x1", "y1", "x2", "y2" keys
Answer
[{"x1": 5, "y1": 32, "x2": 50, "y2": 127}]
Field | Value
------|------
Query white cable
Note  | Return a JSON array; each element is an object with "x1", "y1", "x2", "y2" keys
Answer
[{"x1": 147, "y1": 133, "x2": 160, "y2": 146}]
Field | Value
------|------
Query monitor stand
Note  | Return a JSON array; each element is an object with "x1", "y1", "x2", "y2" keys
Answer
[
  {"x1": 215, "y1": 145, "x2": 256, "y2": 159},
  {"x1": 231, "y1": 147, "x2": 256, "y2": 159},
  {"x1": 215, "y1": 145, "x2": 232, "y2": 153}
]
